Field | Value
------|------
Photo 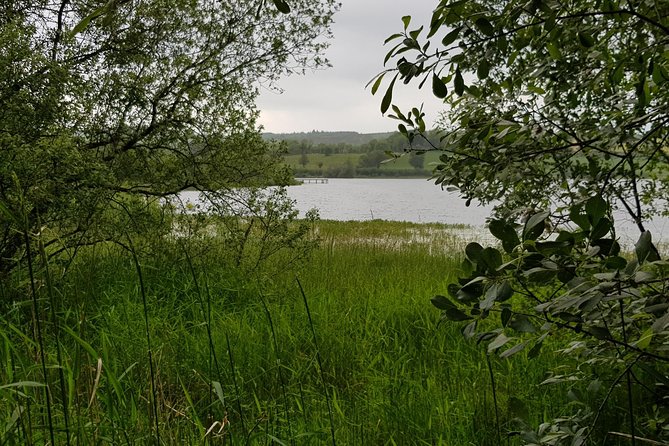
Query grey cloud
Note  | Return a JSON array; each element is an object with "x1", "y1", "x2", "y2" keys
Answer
[{"x1": 257, "y1": 1, "x2": 444, "y2": 133}]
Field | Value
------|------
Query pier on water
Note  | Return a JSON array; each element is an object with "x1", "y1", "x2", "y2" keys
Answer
[{"x1": 297, "y1": 178, "x2": 329, "y2": 184}]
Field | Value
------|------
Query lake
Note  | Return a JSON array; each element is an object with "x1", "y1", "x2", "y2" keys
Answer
[
  {"x1": 287, "y1": 178, "x2": 491, "y2": 225},
  {"x1": 180, "y1": 178, "x2": 669, "y2": 247}
]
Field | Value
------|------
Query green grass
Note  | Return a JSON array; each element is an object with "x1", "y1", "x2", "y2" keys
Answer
[
  {"x1": 0, "y1": 219, "x2": 572, "y2": 445},
  {"x1": 285, "y1": 153, "x2": 360, "y2": 170},
  {"x1": 284, "y1": 152, "x2": 443, "y2": 177}
]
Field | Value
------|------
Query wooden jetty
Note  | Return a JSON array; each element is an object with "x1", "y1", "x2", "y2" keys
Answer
[{"x1": 297, "y1": 178, "x2": 329, "y2": 184}]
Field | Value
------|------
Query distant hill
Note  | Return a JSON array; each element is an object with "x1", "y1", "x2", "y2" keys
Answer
[{"x1": 262, "y1": 131, "x2": 395, "y2": 146}]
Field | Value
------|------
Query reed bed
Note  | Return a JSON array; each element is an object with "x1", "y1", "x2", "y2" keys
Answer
[{"x1": 0, "y1": 219, "x2": 569, "y2": 445}]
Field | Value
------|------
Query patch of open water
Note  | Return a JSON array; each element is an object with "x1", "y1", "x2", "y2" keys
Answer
[{"x1": 179, "y1": 178, "x2": 669, "y2": 250}]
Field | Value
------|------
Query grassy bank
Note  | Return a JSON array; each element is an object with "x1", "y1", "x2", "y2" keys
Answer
[{"x1": 1, "y1": 220, "x2": 570, "y2": 445}]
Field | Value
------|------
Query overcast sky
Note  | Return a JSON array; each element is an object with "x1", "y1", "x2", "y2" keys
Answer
[{"x1": 256, "y1": 1, "x2": 445, "y2": 134}]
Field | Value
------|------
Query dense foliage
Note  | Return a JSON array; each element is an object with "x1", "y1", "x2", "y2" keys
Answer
[
  {"x1": 1, "y1": 1, "x2": 342, "y2": 444},
  {"x1": 0, "y1": 0, "x2": 338, "y2": 275},
  {"x1": 375, "y1": 0, "x2": 669, "y2": 444},
  {"x1": 374, "y1": 0, "x2": 669, "y2": 223},
  {"x1": 276, "y1": 130, "x2": 437, "y2": 155},
  {"x1": 276, "y1": 131, "x2": 435, "y2": 177}
]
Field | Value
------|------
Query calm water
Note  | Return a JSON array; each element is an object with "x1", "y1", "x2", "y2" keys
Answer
[
  {"x1": 179, "y1": 178, "x2": 669, "y2": 246},
  {"x1": 286, "y1": 178, "x2": 491, "y2": 225}
]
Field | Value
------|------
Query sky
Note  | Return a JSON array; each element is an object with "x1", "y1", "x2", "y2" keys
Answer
[{"x1": 256, "y1": 1, "x2": 445, "y2": 134}]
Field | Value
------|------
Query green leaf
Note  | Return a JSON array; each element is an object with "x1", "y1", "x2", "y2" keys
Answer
[
  {"x1": 611, "y1": 62, "x2": 625, "y2": 84},
  {"x1": 481, "y1": 282, "x2": 511, "y2": 310},
  {"x1": 431, "y1": 295, "x2": 457, "y2": 311},
  {"x1": 0, "y1": 381, "x2": 46, "y2": 390},
  {"x1": 635, "y1": 327, "x2": 653, "y2": 350},
  {"x1": 578, "y1": 31, "x2": 595, "y2": 47},
  {"x1": 590, "y1": 217, "x2": 611, "y2": 241},
  {"x1": 272, "y1": 0, "x2": 291, "y2": 14},
  {"x1": 460, "y1": 258, "x2": 474, "y2": 275},
  {"x1": 569, "y1": 205, "x2": 590, "y2": 231},
  {"x1": 527, "y1": 341, "x2": 543, "y2": 359},
  {"x1": 481, "y1": 281, "x2": 512, "y2": 310},
  {"x1": 604, "y1": 256, "x2": 627, "y2": 270},
  {"x1": 635, "y1": 231, "x2": 654, "y2": 264},
  {"x1": 474, "y1": 17, "x2": 495, "y2": 36},
  {"x1": 557, "y1": 312, "x2": 582, "y2": 323},
  {"x1": 402, "y1": 15, "x2": 411, "y2": 30},
  {"x1": 544, "y1": 12, "x2": 557, "y2": 31},
  {"x1": 638, "y1": 78, "x2": 650, "y2": 108},
  {"x1": 477, "y1": 60, "x2": 490, "y2": 79},
  {"x1": 480, "y1": 247, "x2": 502, "y2": 271},
  {"x1": 384, "y1": 42, "x2": 403, "y2": 65},
  {"x1": 496, "y1": 281, "x2": 513, "y2": 302},
  {"x1": 266, "y1": 434, "x2": 288, "y2": 446},
  {"x1": 488, "y1": 219, "x2": 520, "y2": 253},
  {"x1": 454, "y1": 68, "x2": 464, "y2": 96},
  {"x1": 524, "y1": 267, "x2": 557, "y2": 283},
  {"x1": 536, "y1": 240, "x2": 571, "y2": 256},
  {"x1": 500, "y1": 341, "x2": 527, "y2": 358},
  {"x1": 381, "y1": 75, "x2": 398, "y2": 114},
  {"x1": 409, "y1": 26, "x2": 423, "y2": 41},
  {"x1": 432, "y1": 74, "x2": 448, "y2": 99},
  {"x1": 384, "y1": 33, "x2": 404, "y2": 44},
  {"x1": 653, "y1": 63, "x2": 669, "y2": 85},
  {"x1": 546, "y1": 41, "x2": 562, "y2": 60},
  {"x1": 63, "y1": 326, "x2": 99, "y2": 359},
  {"x1": 457, "y1": 281, "x2": 484, "y2": 302},
  {"x1": 212, "y1": 381, "x2": 226, "y2": 406},
  {"x1": 634, "y1": 270, "x2": 656, "y2": 283},
  {"x1": 509, "y1": 315, "x2": 536, "y2": 333},
  {"x1": 70, "y1": 4, "x2": 108, "y2": 36},
  {"x1": 462, "y1": 321, "x2": 477, "y2": 339},
  {"x1": 444, "y1": 307, "x2": 473, "y2": 321},
  {"x1": 465, "y1": 242, "x2": 484, "y2": 262},
  {"x1": 428, "y1": 10, "x2": 444, "y2": 38},
  {"x1": 441, "y1": 27, "x2": 461, "y2": 47},
  {"x1": 488, "y1": 332, "x2": 511, "y2": 351},
  {"x1": 501, "y1": 307, "x2": 512, "y2": 327},
  {"x1": 589, "y1": 326, "x2": 611, "y2": 340},
  {"x1": 585, "y1": 195, "x2": 607, "y2": 226},
  {"x1": 523, "y1": 211, "x2": 549, "y2": 241},
  {"x1": 402, "y1": 38, "x2": 420, "y2": 51},
  {"x1": 652, "y1": 313, "x2": 669, "y2": 333},
  {"x1": 527, "y1": 84, "x2": 546, "y2": 95},
  {"x1": 371, "y1": 73, "x2": 385, "y2": 95}
]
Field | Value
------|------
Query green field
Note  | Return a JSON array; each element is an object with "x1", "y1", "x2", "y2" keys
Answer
[
  {"x1": 284, "y1": 152, "x2": 442, "y2": 177},
  {"x1": 0, "y1": 219, "x2": 578, "y2": 445}
]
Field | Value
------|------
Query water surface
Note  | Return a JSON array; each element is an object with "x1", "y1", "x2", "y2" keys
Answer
[{"x1": 180, "y1": 178, "x2": 669, "y2": 247}]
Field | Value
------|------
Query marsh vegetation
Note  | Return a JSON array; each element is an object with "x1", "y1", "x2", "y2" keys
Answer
[{"x1": 1, "y1": 218, "x2": 574, "y2": 445}]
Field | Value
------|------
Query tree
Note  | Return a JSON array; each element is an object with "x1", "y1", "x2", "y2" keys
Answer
[
  {"x1": 375, "y1": 1, "x2": 669, "y2": 443},
  {"x1": 0, "y1": 0, "x2": 338, "y2": 275},
  {"x1": 300, "y1": 151, "x2": 309, "y2": 168},
  {"x1": 408, "y1": 153, "x2": 425, "y2": 170},
  {"x1": 374, "y1": 0, "x2": 669, "y2": 223},
  {"x1": 358, "y1": 149, "x2": 387, "y2": 168}
]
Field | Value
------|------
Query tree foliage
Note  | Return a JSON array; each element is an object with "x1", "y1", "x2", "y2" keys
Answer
[
  {"x1": 374, "y1": 0, "x2": 669, "y2": 224},
  {"x1": 0, "y1": 0, "x2": 338, "y2": 274},
  {"x1": 376, "y1": 0, "x2": 669, "y2": 443}
]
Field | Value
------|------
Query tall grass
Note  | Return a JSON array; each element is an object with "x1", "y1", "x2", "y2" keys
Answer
[{"x1": 0, "y1": 219, "x2": 575, "y2": 444}]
